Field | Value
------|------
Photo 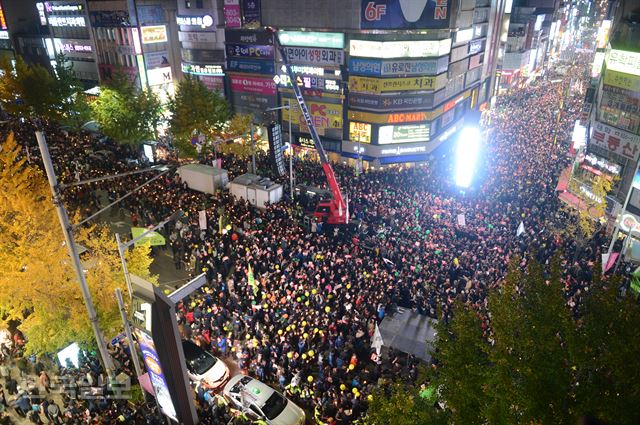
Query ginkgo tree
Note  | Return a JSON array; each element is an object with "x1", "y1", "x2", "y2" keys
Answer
[{"x1": 0, "y1": 133, "x2": 157, "y2": 355}]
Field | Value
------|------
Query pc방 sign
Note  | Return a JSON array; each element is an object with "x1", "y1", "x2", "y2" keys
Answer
[
  {"x1": 226, "y1": 43, "x2": 274, "y2": 59},
  {"x1": 360, "y1": 0, "x2": 451, "y2": 29},
  {"x1": 282, "y1": 100, "x2": 343, "y2": 131}
]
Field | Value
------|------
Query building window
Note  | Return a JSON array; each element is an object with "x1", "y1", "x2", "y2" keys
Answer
[
  {"x1": 185, "y1": 1, "x2": 191, "y2": 8},
  {"x1": 196, "y1": 0, "x2": 203, "y2": 8}
]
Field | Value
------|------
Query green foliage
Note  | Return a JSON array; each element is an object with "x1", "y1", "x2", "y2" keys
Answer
[
  {"x1": 168, "y1": 75, "x2": 230, "y2": 157},
  {"x1": 0, "y1": 55, "x2": 91, "y2": 126},
  {"x1": 0, "y1": 133, "x2": 158, "y2": 355},
  {"x1": 433, "y1": 302, "x2": 488, "y2": 425},
  {"x1": 0, "y1": 56, "x2": 57, "y2": 119},
  {"x1": 91, "y1": 78, "x2": 162, "y2": 145},
  {"x1": 369, "y1": 256, "x2": 640, "y2": 424},
  {"x1": 365, "y1": 382, "x2": 449, "y2": 425}
]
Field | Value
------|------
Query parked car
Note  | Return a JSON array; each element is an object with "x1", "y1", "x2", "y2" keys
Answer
[
  {"x1": 223, "y1": 375, "x2": 306, "y2": 425},
  {"x1": 181, "y1": 340, "x2": 229, "y2": 390}
]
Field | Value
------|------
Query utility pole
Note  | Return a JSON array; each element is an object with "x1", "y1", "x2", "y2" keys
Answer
[
  {"x1": 250, "y1": 122, "x2": 256, "y2": 174},
  {"x1": 36, "y1": 131, "x2": 115, "y2": 379},
  {"x1": 115, "y1": 288, "x2": 143, "y2": 379},
  {"x1": 288, "y1": 99, "x2": 293, "y2": 199}
]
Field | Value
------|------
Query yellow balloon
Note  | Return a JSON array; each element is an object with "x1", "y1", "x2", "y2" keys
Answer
[
  {"x1": 313, "y1": 328, "x2": 319, "y2": 334},
  {"x1": 287, "y1": 352, "x2": 293, "y2": 359},
  {"x1": 325, "y1": 306, "x2": 331, "y2": 313},
  {"x1": 246, "y1": 334, "x2": 251, "y2": 340},
  {"x1": 346, "y1": 284, "x2": 351, "y2": 289},
  {"x1": 307, "y1": 376, "x2": 314, "y2": 383},
  {"x1": 367, "y1": 394, "x2": 373, "y2": 401},
  {"x1": 352, "y1": 387, "x2": 358, "y2": 394},
  {"x1": 291, "y1": 324, "x2": 296, "y2": 330},
  {"x1": 278, "y1": 329, "x2": 283, "y2": 335},
  {"x1": 308, "y1": 350, "x2": 315, "y2": 357},
  {"x1": 305, "y1": 301, "x2": 310, "y2": 307},
  {"x1": 302, "y1": 353, "x2": 307, "y2": 360},
  {"x1": 303, "y1": 333, "x2": 309, "y2": 339},
  {"x1": 305, "y1": 291, "x2": 309, "y2": 297},
  {"x1": 340, "y1": 384, "x2": 347, "y2": 391},
  {"x1": 348, "y1": 364, "x2": 355, "y2": 371},
  {"x1": 286, "y1": 326, "x2": 291, "y2": 332},
  {"x1": 302, "y1": 321, "x2": 307, "y2": 327},
  {"x1": 312, "y1": 289, "x2": 317, "y2": 295},
  {"x1": 263, "y1": 304, "x2": 269, "y2": 309}
]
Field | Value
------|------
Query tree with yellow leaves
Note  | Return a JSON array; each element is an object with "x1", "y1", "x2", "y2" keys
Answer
[
  {"x1": 217, "y1": 113, "x2": 265, "y2": 159},
  {"x1": 0, "y1": 133, "x2": 157, "y2": 355}
]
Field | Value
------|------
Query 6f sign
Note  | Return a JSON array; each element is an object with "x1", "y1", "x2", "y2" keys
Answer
[
  {"x1": 364, "y1": 2, "x2": 386, "y2": 20},
  {"x1": 361, "y1": 0, "x2": 450, "y2": 29}
]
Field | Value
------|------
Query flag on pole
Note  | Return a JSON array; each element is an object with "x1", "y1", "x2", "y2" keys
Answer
[
  {"x1": 247, "y1": 264, "x2": 258, "y2": 295},
  {"x1": 517, "y1": 221, "x2": 525, "y2": 237},
  {"x1": 371, "y1": 323, "x2": 383, "y2": 356},
  {"x1": 198, "y1": 210, "x2": 207, "y2": 230}
]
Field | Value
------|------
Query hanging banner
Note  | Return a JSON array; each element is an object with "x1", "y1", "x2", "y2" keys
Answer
[
  {"x1": 349, "y1": 74, "x2": 447, "y2": 94},
  {"x1": 198, "y1": 210, "x2": 207, "y2": 230},
  {"x1": 224, "y1": 0, "x2": 242, "y2": 28},
  {"x1": 225, "y1": 29, "x2": 273, "y2": 45},
  {"x1": 134, "y1": 329, "x2": 178, "y2": 421},
  {"x1": 591, "y1": 121, "x2": 640, "y2": 161},
  {"x1": 360, "y1": 0, "x2": 451, "y2": 29},
  {"x1": 131, "y1": 227, "x2": 167, "y2": 246},
  {"x1": 144, "y1": 51, "x2": 170, "y2": 69},
  {"x1": 242, "y1": 0, "x2": 261, "y2": 27}
]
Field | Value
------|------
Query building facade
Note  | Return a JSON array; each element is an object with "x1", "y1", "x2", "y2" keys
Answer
[{"x1": 216, "y1": 0, "x2": 507, "y2": 167}]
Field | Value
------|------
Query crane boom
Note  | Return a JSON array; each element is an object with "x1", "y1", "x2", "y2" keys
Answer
[{"x1": 272, "y1": 29, "x2": 348, "y2": 224}]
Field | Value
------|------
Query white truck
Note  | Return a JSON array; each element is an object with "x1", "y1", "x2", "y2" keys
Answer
[{"x1": 178, "y1": 164, "x2": 229, "y2": 195}]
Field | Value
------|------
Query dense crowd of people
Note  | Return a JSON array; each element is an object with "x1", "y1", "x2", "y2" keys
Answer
[{"x1": 1, "y1": 51, "x2": 625, "y2": 424}]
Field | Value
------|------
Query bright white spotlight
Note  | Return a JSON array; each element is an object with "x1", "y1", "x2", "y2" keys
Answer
[{"x1": 455, "y1": 127, "x2": 481, "y2": 188}]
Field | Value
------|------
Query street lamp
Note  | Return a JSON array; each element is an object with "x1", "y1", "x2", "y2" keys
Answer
[
  {"x1": 36, "y1": 131, "x2": 172, "y2": 380},
  {"x1": 115, "y1": 210, "x2": 184, "y2": 300},
  {"x1": 267, "y1": 99, "x2": 294, "y2": 198}
]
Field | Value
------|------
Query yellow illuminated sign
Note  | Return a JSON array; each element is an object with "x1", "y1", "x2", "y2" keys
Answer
[
  {"x1": 349, "y1": 122, "x2": 371, "y2": 143},
  {"x1": 282, "y1": 100, "x2": 343, "y2": 131},
  {"x1": 603, "y1": 69, "x2": 640, "y2": 92},
  {"x1": 349, "y1": 74, "x2": 448, "y2": 94},
  {"x1": 141, "y1": 25, "x2": 168, "y2": 44}
]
